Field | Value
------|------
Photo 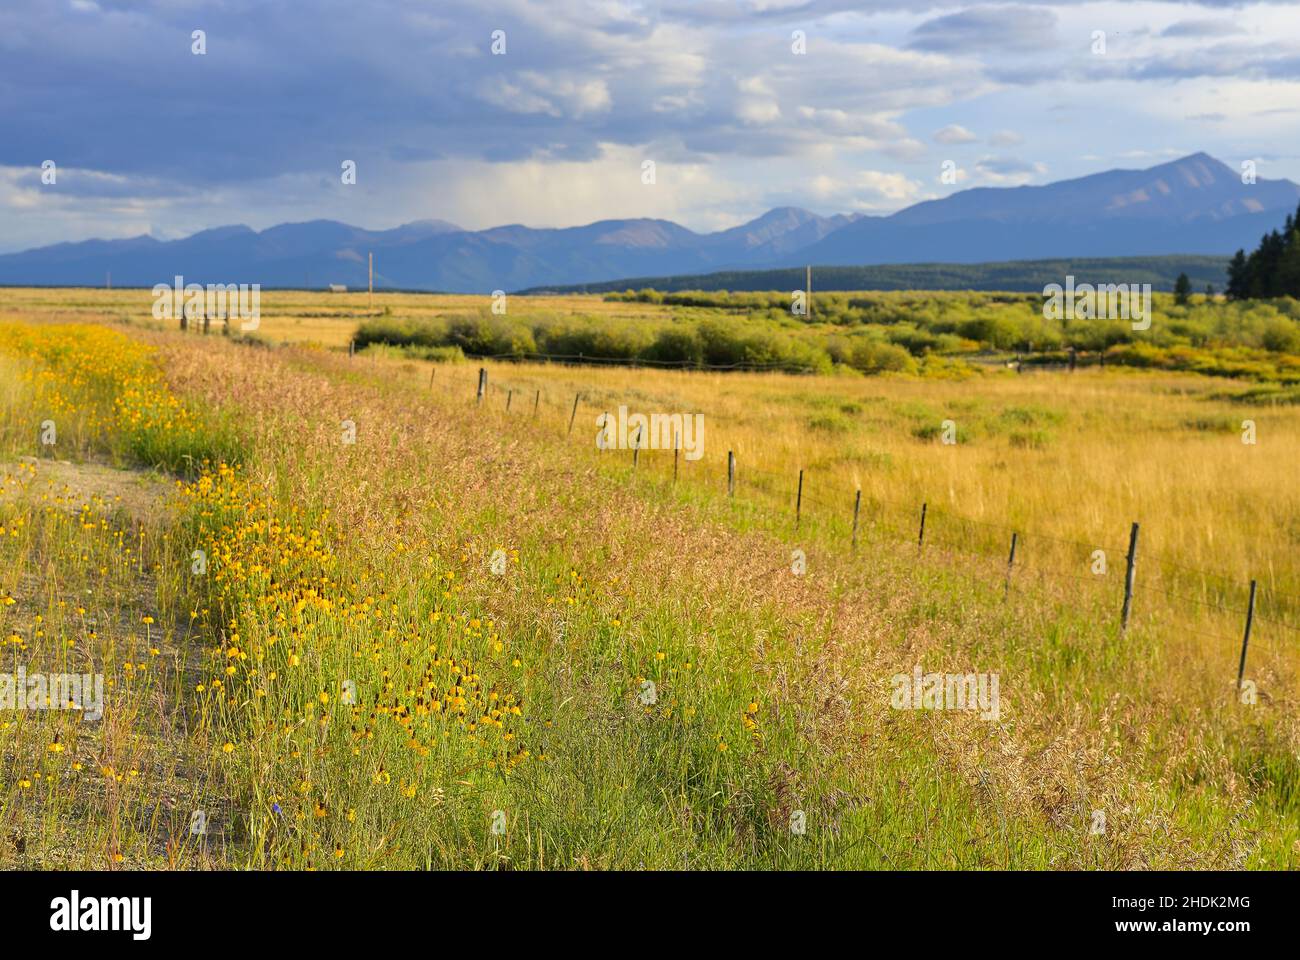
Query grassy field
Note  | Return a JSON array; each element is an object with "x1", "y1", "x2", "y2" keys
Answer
[
  {"x1": 0, "y1": 287, "x2": 1297, "y2": 869},
  {"x1": 0, "y1": 286, "x2": 666, "y2": 349},
  {"x1": 12, "y1": 285, "x2": 1300, "y2": 383}
]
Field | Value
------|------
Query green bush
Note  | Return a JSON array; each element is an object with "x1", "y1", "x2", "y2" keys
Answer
[
  {"x1": 844, "y1": 339, "x2": 917, "y2": 374},
  {"x1": 354, "y1": 290, "x2": 1300, "y2": 381}
]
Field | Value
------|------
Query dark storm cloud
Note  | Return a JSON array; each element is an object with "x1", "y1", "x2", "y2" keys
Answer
[
  {"x1": 3, "y1": 0, "x2": 1292, "y2": 190},
  {"x1": 0, "y1": 0, "x2": 990, "y2": 186},
  {"x1": 0, "y1": 0, "x2": 695, "y2": 183}
]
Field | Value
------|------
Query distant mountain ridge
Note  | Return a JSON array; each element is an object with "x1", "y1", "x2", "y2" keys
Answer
[
  {"x1": 797, "y1": 153, "x2": 1300, "y2": 268},
  {"x1": 0, "y1": 153, "x2": 1294, "y2": 292}
]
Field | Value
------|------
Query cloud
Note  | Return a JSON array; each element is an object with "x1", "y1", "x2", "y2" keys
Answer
[
  {"x1": 0, "y1": 1, "x2": 986, "y2": 182},
  {"x1": 2, "y1": 0, "x2": 1299, "y2": 252},
  {"x1": 1131, "y1": 41, "x2": 1300, "y2": 82},
  {"x1": 935, "y1": 164, "x2": 969, "y2": 185},
  {"x1": 974, "y1": 155, "x2": 1047, "y2": 184},
  {"x1": 477, "y1": 72, "x2": 613, "y2": 118},
  {"x1": 0, "y1": 164, "x2": 201, "y2": 244},
  {"x1": 855, "y1": 170, "x2": 925, "y2": 204},
  {"x1": 805, "y1": 168, "x2": 927, "y2": 212},
  {"x1": 735, "y1": 76, "x2": 782, "y2": 125},
  {"x1": 934, "y1": 124, "x2": 978, "y2": 144},
  {"x1": 1160, "y1": 19, "x2": 1247, "y2": 38},
  {"x1": 909, "y1": 6, "x2": 1057, "y2": 54}
]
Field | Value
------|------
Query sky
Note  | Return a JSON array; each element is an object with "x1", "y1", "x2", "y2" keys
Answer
[{"x1": 3, "y1": 0, "x2": 1300, "y2": 252}]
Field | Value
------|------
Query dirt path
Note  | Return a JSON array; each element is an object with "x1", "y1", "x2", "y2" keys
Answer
[{"x1": 0, "y1": 456, "x2": 226, "y2": 868}]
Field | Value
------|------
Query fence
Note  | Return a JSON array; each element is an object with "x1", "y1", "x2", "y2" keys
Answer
[{"x1": 366, "y1": 355, "x2": 1300, "y2": 690}]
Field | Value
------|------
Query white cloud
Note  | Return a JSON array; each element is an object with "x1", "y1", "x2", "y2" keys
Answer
[
  {"x1": 477, "y1": 72, "x2": 612, "y2": 118},
  {"x1": 934, "y1": 124, "x2": 978, "y2": 144},
  {"x1": 804, "y1": 168, "x2": 926, "y2": 211},
  {"x1": 856, "y1": 170, "x2": 925, "y2": 203},
  {"x1": 935, "y1": 165, "x2": 970, "y2": 185}
]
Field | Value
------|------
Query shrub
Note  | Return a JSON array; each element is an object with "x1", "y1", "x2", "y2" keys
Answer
[{"x1": 845, "y1": 339, "x2": 917, "y2": 374}]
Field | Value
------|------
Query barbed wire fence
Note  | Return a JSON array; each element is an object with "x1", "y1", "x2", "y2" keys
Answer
[{"x1": 356, "y1": 350, "x2": 1297, "y2": 691}]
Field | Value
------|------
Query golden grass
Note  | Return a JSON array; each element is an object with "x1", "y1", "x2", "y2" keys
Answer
[
  {"x1": 356, "y1": 354, "x2": 1300, "y2": 624},
  {"x1": 0, "y1": 287, "x2": 668, "y2": 349},
  {"x1": 0, "y1": 291, "x2": 1297, "y2": 869}
]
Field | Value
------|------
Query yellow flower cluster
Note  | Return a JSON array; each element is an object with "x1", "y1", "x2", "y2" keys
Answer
[
  {"x1": 179, "y1": 463, "x2": 532, "y2": 813},
  {"x1": 0, "y1": 322, "x2": 200, "y2": 446}
]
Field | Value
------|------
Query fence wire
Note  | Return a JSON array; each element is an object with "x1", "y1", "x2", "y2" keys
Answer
[{"x1": 366, "y1": 353, "x2": 1299, "y2": 665}]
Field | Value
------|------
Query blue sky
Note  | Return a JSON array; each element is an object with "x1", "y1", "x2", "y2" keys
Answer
[{"x1": 3, "y1": 0, "x2": 1300, "y2": 252}]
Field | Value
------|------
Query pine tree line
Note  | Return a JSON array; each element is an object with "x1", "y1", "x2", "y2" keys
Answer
[{"x1": 1226, "y1": 202, "x2": 1300, "y2": 299}]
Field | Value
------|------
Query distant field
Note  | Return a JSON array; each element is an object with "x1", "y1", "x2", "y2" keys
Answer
[
  {"x1": 521, "y1": 254, "x2": 1234, "y2": 295},
  {"x1": 1, "y1": 287, "x2": 1297, "y2": 869},
  {"x1": 0, "y1": 286, "x2": 664, "y2": 349},
  {"x1": 8, "y1": 285, "x2": 1300, "y2": 386}
]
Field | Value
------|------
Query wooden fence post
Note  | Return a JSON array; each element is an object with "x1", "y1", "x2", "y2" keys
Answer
[
  {"x1": 533, "y1": 390, "x2": 540, "y2": 417},
  {"x1": 476, "y1": 368, "x2": 487, "y2": 405},
  {"x1": 429, "y1": 367, "x2": 435, "y2": 389},
  {"x1": 1004, "y1": 532, "x2": 1018, "y2": 600},
  {"x1": 795, "y1": 469, "x2": 804, "y2": 529},
  {"x1": 1237, "y1": 579, "x2": 1257, "y2": 692},
  {"x1": 506, "y1": 389, "x2": 513, "y2": 412},
  {"x1": 1121, "y1": 522, "x2": 1140, "y2": 632},
  {"x1": 727, "y1": 451, "x2": 735, "y2": 498},
  {"x1": 568, "y1": 393, "x2": 580, "y2": 435},
  {"x1": 851, "y1": 489, "x2": 861, "y2": 551},
  {"x1": 632, "y1": 426, "x2": 642, "y2": 470},
  {"x1": 917, "y1": 502, "x2": 927, "y2": 555},
  {"x1": 673, "y1": 432, "x2": 680, "y2": 484}
]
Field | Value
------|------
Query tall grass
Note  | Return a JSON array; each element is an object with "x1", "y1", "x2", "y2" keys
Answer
[{"x1": 1, "y1": 311, "x2": 1297, "y2": 869}]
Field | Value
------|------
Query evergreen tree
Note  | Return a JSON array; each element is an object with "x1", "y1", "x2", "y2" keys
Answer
[
  {"x1": 1174, "y1": 272, "x2": 1192, "y2": 305},
  {"x1": 1226, "y1": 250, "x2": 1249, "y2": 300},
  {"x1": 1246, "y1": 231, "x2": 1281, "y2": 297},
  {"x1": 1224, "y1": 201, "x2": 1300, "y2": 300},
  {"x1": 1278, "y1": 227, "x2": 1300, "y2": 297}
]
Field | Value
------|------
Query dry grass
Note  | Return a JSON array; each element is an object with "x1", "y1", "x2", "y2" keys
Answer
[
  {"x1": 0, "y1": 291, "x2": 1296, "y2": 869},
  {"x1": 345, "y1": 351, "x2": 1300, "y2": 641},
  {"x1": 0, "y1": 287, "x2": 667, "y2": 349}
]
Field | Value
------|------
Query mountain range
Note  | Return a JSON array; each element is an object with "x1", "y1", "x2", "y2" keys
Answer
[{"x1": 1, "y1": 153, "x2": 1296, "y2": 293}]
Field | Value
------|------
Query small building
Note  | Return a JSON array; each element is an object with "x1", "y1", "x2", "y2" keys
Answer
[{"x1": 328, "y1": 284, "x2": 348, "y2": 293}]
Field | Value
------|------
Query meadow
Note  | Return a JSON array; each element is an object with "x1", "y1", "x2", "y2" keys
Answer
[
  {"x1": 0, "y1": 286, "x2": 1297, "y2": 869},
  {"x1": 356, "y1": 287, "x2": 1300, "y2": 382}
]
